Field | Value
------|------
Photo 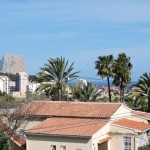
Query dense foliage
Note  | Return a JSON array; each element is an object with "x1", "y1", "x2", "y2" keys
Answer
[
  {"x1": 36, "y1": 56, "x2": 80, "y2": 100},
  {"x1": 134, "y1": 73, "x2": 150, "y2": 112},
  {"x1": 95, "y1": 55, "x2": 114, "y2": 102},
  {"x1": 73, "y1": 82, "x2": 102, "y2": 101},
  {"x1": 0, "y1": 130, "x2": 9, "y2": 150},
  {"x1": 95, "y1": 53, "x2": 132, "y2": 102},
  {"x1": 112, "y1": 53, "x2": 133, "y2": 102},
  {"x1": 0, "y1": 72, "x2": 15, "y2": 81}
]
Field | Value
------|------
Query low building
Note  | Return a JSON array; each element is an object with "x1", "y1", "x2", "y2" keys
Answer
[
  {"x1": 12, "y1": 101, "x2": 150, "y2": 150},
  {"x1": 27, "y1": 82, "x2": 40, "y2": 93}
]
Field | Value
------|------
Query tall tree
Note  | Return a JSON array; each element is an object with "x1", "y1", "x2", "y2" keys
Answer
[
  {"x1": 36, "y1": 57, "x2": 80, "y2": 100},
  {"x1": 113, "y1": 53, "x2": 132, "y2": 102},
  {"x1": 134, "y1": 73, "x2": 150, "y2": 112},
  {"x1": 95, "y1": 55, "x2": 114, "y2": 102},
  {"x1": 73, "y1": 82, "x2": 102, "y2": 102}
]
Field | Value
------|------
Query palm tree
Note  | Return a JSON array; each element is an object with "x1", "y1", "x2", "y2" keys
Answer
[
  {"x1": 112, "y1": 53, "x2": 132, "y2": 102},
  {"x1": 36, "y1": 57, "x2": 80, "y2": 100},
  {"x1": 95, "y1": 55, "x2": 114, "y2": 102},
  {"x1": 134, "y1": 73, "x2": 150, "y2": 112},
  {"x1": 73, "y1": 82, "x2": 102, "y2": 102},
  {"x1": 125, "y1": 91, "x2": 147, "y2": 112}
]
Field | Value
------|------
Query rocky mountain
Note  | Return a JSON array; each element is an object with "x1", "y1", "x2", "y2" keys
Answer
[{"x1": 0, "y1": 54, "x2": 26, "y2": 74}]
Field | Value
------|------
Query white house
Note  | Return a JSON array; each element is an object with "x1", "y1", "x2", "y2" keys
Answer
[
  {"x1": 15, "y1": 101, "x2": 150, "y2": 150},
  {"x1": 27, "y1": 82, "x2": 40, "y2": 93}
]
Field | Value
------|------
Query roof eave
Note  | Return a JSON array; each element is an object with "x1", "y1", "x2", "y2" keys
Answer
[
  {"x1": 111, "y1": 123, "x2": 150, "y2": 133},
  {"x1": 25, "y1": 132, "x2": 92, "y2": 139}
]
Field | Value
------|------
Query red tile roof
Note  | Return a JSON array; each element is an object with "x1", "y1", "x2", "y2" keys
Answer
[
  {"x1": 12, "y1": 134, "x2": 26, "y2": 146},
  {"x1": 99, "y1": 137, "x2": 112, "y2": 143},
  {"x1": 22, "y1": 101, "x2": 122, "y2": 119},
  {"x1": 112, "y1": 118, "x2": 150, "y2": 131},
  {"x1": 25, "y1": 118, "x2": 108, "y2": 137},
  {"x1": 0, "y1": 123, "x2": 26, "y2": 146},
  {"x1": 132, "y1": 110, "x2": 150, "y2": 120}
]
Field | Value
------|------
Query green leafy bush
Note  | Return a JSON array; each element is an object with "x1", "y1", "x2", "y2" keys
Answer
[
  {"x1": 0, "y1": 130, "x2": 9, "y2": 150},
  {"x1": 138, "y1": 145, "x2": 150, "y2": 150}
]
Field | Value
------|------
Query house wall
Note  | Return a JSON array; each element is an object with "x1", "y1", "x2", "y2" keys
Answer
[
  {"x1": 137, "y1": 132, "x2": 149, "y2": 147},
  {"x1": 131, "y1": 116, "x2": 148, "y2": 124},
  {"x1": 111, "y1": 105, "x2": 131, "y2": 120},
  {"x1": 110, "y1": 125, "x2": 137, "y2": 150},
  {"x1": 92, "y1": 123, "x2": 110, "y2": 150},
  {"x1": 26, "y1": 135, "x2": 92, "y2": 150}
]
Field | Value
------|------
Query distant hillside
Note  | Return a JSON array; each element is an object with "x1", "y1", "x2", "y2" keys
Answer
[
  {"x1": 0, "y1": 72, "x2": 16, "y2": 81},
  {"x1": 0, "y1": 54, "x2": 26, "y2": 74},
  {"x1": 0, "y1": 72, "x2": 38, "y2": 82}
]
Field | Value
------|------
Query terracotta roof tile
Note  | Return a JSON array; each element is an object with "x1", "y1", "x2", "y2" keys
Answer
[
  {"x1": 99, "y1": 137, "x2": 112, "y2": 143},
  {"x1": 25, "y1": 118, "x2": 108, "y2": 137},
  {"x1": 12, "y1": 134, "x2": 26, "y2": 146},
  {"x1": 112, "y1": 118, "x2": 150, "y2": 131},
  {"x1": 22, "y1": 101, "x2": 122, "y2": 118},
  {"x1": 132, "y1": 110, "x2": 150, "y2": 120}
]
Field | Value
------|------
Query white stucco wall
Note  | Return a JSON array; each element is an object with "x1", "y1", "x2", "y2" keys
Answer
[
  {"x1": 111, "y1": 105, "x2": 131, "y2": 120},
  {"x1": 92, "y1": 122, "x2": 110, "y2": 150},
  {"x1": 110, "y1": 124, "x2": 137, "y2": 150},
  {"x1": 131, "y1": 115, "x2": 149, "y2": 124},
  {"x1": 26, "y1": 135, "x2": 92, "y2": 150},
  {"x1": 137, "y1": 132, "x2": 149, "y2": 148}
]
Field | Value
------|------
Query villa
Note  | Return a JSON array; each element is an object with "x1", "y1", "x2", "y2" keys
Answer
[{"x1": 13, "y1": 101, "x2": 150, "y2": 150}]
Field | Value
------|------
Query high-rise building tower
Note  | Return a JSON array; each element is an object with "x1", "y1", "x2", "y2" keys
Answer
[{"x1": 15, "y1": 72, "x2": 28, "y2": 93}]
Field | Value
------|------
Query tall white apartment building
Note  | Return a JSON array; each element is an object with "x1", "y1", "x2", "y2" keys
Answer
[
  {"x1": 15, "y1": 72, "x2": 28, "y2": 93},
  {"x1": 76, "y1": 78, "x2": 87, "y2": 88},
  {"x1": 0, "y1": 76, "x2": 9, "y2": 94}
]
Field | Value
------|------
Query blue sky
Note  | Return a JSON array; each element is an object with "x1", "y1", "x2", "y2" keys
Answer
[{"x1": 0, "y1": 0, "x2": 150, "y2": 81}]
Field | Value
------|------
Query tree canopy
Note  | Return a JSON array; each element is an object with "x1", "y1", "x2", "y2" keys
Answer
[
  {"x1": 36, "y1": 56, "x2": 80, "y2": 100},
  {"x1": 112, "y1": 53, "x2": 132, "y2": 102},
  {"x1": 95, "y1": 55, "x2": 114, "y2": 102}
]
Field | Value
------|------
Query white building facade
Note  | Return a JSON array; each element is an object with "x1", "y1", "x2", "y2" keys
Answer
[
  {"x1": 0, "y1": 76, "x2": 9, "y2": 94},
  {"x1": 15, "y1": 72, "x2": 28, "y2": 93},
  {"x1": 76, "y1": 78, "x2": 87, "y2": 88},
  {"x1": 27, "y1": 82, "x2": 40, "y2": 93}
]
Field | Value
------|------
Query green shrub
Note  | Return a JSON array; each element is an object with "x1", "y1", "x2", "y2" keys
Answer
[
  {"x1": 138, "y1": 145, "x2": 150, "y2": 150},
  {"x1": 0, "y1": 130, "x2": 9, "y2": 150}
]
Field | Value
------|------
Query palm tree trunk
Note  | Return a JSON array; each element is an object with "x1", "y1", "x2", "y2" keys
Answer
[
  {"x1": 120, "y1": 91, "x2": 122, "y2": 102},
  {"x1": 107, "y1": 76, "x2": 111, "y2": 102},
  {"x1": 122, "y1": 88, "x2": 125, "y2": 102},
  {"x1": 148, "y1": 97, "x2": 150, "y2": 112},
  {"x1": 120, "y1": 88, "x2": 125, "y2": 103},
  {"x1": 61, "y1": 87, "x2": 63, "y2": 101},
  {"x1": 58, "y1": 89, "x2": 61, "y2": 101}
]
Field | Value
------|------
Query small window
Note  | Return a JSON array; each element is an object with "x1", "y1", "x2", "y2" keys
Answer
[
  {"x1": 123, "y1": 136, "x2": 131, "y2": 150},
  {"x1": 60, "y1": 146, "x2": 66, "y2": 150},
  {"x1": 50, "y1": 145, "x2": 56, "y2": 150}
]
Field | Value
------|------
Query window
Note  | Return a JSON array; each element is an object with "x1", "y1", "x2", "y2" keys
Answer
[
  {"x1": 60, "y1": 146, "x2": 66, "y2": 150},
  {"x1": 50, "y1": 145, "x2": 56, "y2": 150},
  {"x1": 123, "y1": 136, "x2": 131, "y2": 150}
]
